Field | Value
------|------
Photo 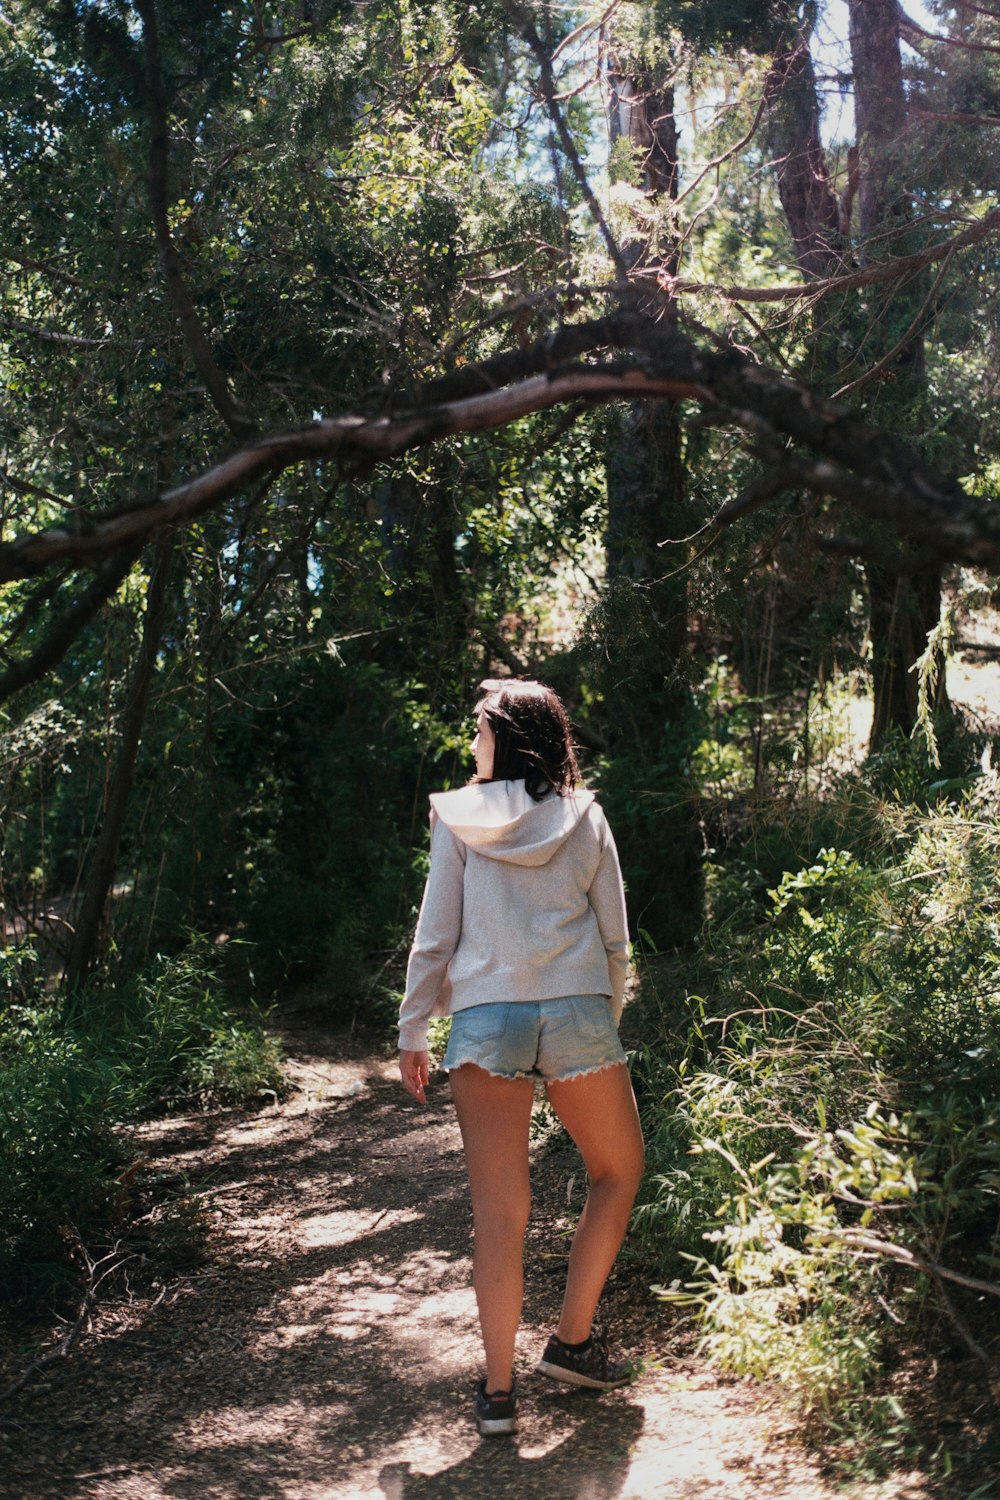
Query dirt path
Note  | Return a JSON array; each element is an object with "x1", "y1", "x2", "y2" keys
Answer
[{"x1": 0, "y1": 1026, "x2": 936, "y2": 1500}]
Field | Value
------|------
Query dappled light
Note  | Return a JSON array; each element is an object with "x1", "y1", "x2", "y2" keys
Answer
[
  {"x1": 2, "y1": 1028, "x2": 919, "y2": 1498},
  {"x1": 3, "y1": 0, "x2": 999, "y2": 1491}
]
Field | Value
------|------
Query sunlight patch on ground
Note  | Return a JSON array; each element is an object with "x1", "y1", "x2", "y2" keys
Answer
[
  {"x1": 369, "y1": 1117, "x2": 463, "y2": 1156},
  {"x1": 179, "y1": 1400, "x2": 341, "y2": 1446},
  {"x1": 391, "y1": 1286, "x2": 480, "y2": 1377},
  {"x1": 392, "y1": 1246, "x2": 469, "y2": 1284},
  {"x1": 295, "y1": 1207, "x2": 422, "y2": 1249},
  {"x1": 327, "y1": 1286, "x2": 406, "y2": 1335},
  {"x1": 262, "y1": 1284, "x2": 409, "y2": 1345}
]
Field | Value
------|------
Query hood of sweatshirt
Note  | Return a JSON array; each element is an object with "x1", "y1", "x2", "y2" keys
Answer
[{"x1": 429, "y1": 780, "x2": 596, "y2": 867}]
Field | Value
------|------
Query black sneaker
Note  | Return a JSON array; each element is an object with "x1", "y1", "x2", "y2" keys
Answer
[
  {"x1": 537, "y1": 1330, "x2": 634, "y2": 1391},
  {"x1": 473, "y1": 1378, "x2": 518, "y2": 1436}
]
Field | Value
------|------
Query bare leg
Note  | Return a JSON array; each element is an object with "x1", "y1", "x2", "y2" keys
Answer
[
  {"x1": 449, "y1": 1064, "x2": 535, "y2": 1392},
  {"x1": 545, "y1": 1063, "x2": 645, "y2": 1344}
]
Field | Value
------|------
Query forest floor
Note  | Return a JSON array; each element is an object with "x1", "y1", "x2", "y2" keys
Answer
[{"x1": 0, "y1": 1018, "x2": 966, "y2": 1500}]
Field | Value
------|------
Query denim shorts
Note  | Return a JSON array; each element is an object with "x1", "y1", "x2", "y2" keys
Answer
[{"x1": 442, "y1": 994, "x2": 626, "y2": 1082}]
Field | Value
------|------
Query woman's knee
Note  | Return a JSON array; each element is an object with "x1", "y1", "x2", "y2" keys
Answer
[
  {"x1": 470, "y1": 1170, "x2": 530, "y2": 1218},
  {"x1": 580, "y1": 1108, "x2": 645, "y2": 1194},
  {"x1": 470, "y1": 1187, "x2": 531, "y2": 1239},
  {"x1": 587, "y1": 1138, "x2": 645, "y2": 1196}
]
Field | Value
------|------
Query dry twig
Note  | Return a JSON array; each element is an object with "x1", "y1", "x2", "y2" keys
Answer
[{"x1": 0, "y1": 1237, "x2": 129, "y2": 1406}]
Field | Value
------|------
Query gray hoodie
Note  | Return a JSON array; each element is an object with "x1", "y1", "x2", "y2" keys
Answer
[{"x1": 398, "y1": 780, "x2": 629, "y2": 1051}]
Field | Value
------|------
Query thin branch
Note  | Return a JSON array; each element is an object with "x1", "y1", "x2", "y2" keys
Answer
[
  {"x1": 4, "y1": 253, "x2": 84, "y2": 288},
  {"x1": 504, "y1": 0, "x2": 629, "y2": 280},
  {"x1": 0, "y1": 546, "x2": 140, "y2": 704},
  {"x1": 0, "y1": 315, "x2": 122, "y2": 349},
  {"x1": 0, "y1": 568, "x2": 72, "y2": 659},
  {"x1": 898, "y1": 7, "x2": 1000, "y2": 55},
  {"x1": 478, "y1": 622, "x2": 533, "y2": 676},
  {"x1": 553, "y1": 65, "x2": 603, "y2": 104},
  {"x1": 0, "y1": 1237, "x2": 124, "y2": 1404},
  {"x1": 0, "y1": 467, "x2": 72, "y2": 507},
  {"x1": 654, "y1": 204, "x2": 1000, "y2": 303},
  {"x1": 817, "y1": 1226, "x2": 1000, "y2": 1298},
  {"x1": 550, "y1": 0, "x2": 623, "y2": 62},
  {"x1": 934, "y1": 1276, "x2": 1000, "y2": 1404},
  {"x1": 908, "y1": 106, "x2": 1000, "y2": 128},
  {"x1": 832, "y1": 242, "x2": 957, "y2": 397},
  {"x1": 675, "y1": 75, "x2": 777, "y2": 208},
  {"x1": 249, "y1": 25, "x2": 314, "y2": 45}
]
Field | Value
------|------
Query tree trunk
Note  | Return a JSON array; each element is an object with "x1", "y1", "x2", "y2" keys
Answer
[
  {"x1": 756, "y1": 24, "x2": 860, "y2": 705},
  {"x1": 766, "y1": 10, "x2": 947, "y2": 754},
  {"x1": 602, "y1": 48, "x2": 701, "y2": 945},
  {"x1": 850, "y1": 0, "x2": 907, "y2": 250},
  {"x1": 65, "y1": 534, "x2": 174, "y2": 991},
  {"x1": 767, "y1": 31, "x2": 842, "y2": 278},
  {"x1": 867, "y1": 560, "x2": 945, "y2": 750},
  {"x1": 848, "y1": 0, "x2": 949, "y2": 751}
]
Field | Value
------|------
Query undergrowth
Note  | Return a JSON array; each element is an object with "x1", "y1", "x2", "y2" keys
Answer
[
  {"x1": 631, "y1": 738, "x2": 1000, "y2": 1475},
  {"x1": 0, "y1": 935, "x2": 282, "y2": 1300}
]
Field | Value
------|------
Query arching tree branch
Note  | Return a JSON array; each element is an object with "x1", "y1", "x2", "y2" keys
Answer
[
  {"x1": 2, "y1": 316, "x2": 999, "y2": 593},
  {"x1": 0, "y1": 546, "x2": 141, "y2": 704}
]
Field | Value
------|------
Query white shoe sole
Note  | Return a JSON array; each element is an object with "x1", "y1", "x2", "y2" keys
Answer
[
  {"x1": 537, "y1": 1357, "x2": 630, "y2": 1390},
  {"x1": 475, "y1": 1414, "x2": 518, "y2": 1436}
]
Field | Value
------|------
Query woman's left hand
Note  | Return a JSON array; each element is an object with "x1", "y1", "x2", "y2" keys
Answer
[{"x1": 399, "y1": 1048, "x2": 430, "y2": 1104}]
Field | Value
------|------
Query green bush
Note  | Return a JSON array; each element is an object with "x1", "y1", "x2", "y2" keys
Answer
[
  {"x1": 72, "y1": 936, "x2": 284, "y2": 1115},
  {"x1": 632, "y1": 765, "x2": 1000, "y2": 1450},
  {"x1": 0, "y1": 1005, "x2": 124, "y2": 1297},
  {"x1": 0, "y1": 936, "x2": 283, "y2": 1299}
]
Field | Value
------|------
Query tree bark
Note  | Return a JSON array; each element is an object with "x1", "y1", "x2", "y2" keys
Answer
[
  {"x1": 603, "y1": 45, "x2": 702, "y2": 944},
  {"x1": 64, "y1": 534, "x2": 174, "y2": 991},
  {"x1": 868, "y1": 560, "x2": 945, "y2": 749},
  {"x1": 766, "y1": 32, "x2": 843, "y2": 278},
  {"x1": 848, "y1": 0, "x2": 949, "y2": 751},
  {"x1": 757, "y1": 24, "x2": 856, "y2": 702},
  {"x1": 850, "y1": 0, "x2": 907, "y2": 251}
]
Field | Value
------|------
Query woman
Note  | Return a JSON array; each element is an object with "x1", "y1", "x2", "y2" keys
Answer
[{"x1": 398, "y1": 679, "x2": 645, "y2": 1437}]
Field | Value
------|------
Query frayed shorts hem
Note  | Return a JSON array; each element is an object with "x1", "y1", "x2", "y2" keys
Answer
[{"x1": 443, "y1": 1056, "x2": 626, "y2": 1084}]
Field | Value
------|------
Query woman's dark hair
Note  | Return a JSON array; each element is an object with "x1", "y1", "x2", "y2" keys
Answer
[{"x1": 475, "y1": 679, "x2": 580, "y2": 800}]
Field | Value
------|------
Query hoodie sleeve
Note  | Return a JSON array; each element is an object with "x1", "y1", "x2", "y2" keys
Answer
[
  {"x1": 398, "y1": 809, "x2": 466, "y2": 1051},
  {"x1": 587, "y1": 811, "x2": 630, "y2": 1025}
]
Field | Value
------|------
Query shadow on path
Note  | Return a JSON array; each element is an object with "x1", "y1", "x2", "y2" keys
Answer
[
  {"x1": 0, "y1": 1026, "x2": 936, "y2": 1499},
  {"x1": 379, "y1": 1398, "x2": 644, "y2": 1499}
]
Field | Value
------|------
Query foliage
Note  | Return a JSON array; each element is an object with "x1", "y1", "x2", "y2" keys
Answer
[
  {"x1": 68, "y1": 935, "x2": 284, "y2": 1113},
  {"x1": 1, "y1": 7, "x2": 999, "y2": 1478},
  {"x1": 0, "y1": 936, "x2": 281, "y2": 1298},
  {"x1": 0, "y1": 983, "x2": 126, "y2": 1299},
  {"x1": 631, "y1": 756, "x2": 1000, "y2": 1447}
]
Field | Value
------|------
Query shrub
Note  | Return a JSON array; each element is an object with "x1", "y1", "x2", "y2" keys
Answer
[
  {"x1": 72, "y1": 936, "x2": 284, "y2": 1114},
  {"x1": 0, "y1": 936, "x2": 283, "y2": 1299},
  {"x1": 632, "y1": 765, "x2": 1000, "y2": 1451},
  {"x1": 0, "y1": 1005, "x2": 124, "y2": 1297}
]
